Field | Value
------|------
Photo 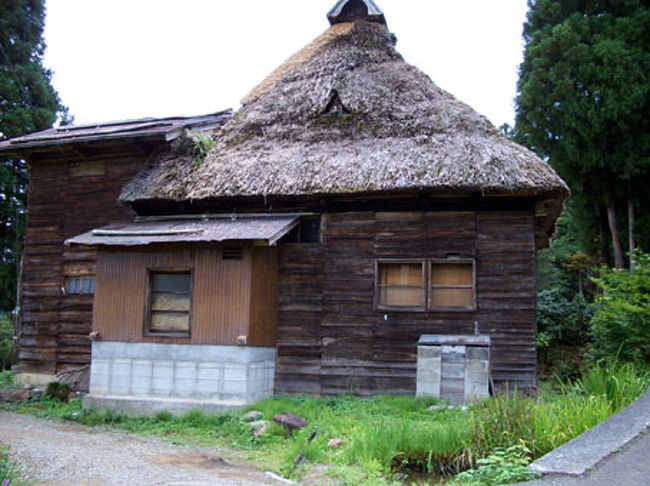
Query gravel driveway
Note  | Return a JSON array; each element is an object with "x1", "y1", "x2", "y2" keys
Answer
[{"x1": 0, "y1": 411, "x2": 277, "y2": 486}]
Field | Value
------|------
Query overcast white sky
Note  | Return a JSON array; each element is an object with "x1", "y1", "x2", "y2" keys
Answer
[{"x1": 43, "y1": 0, "x2": 529, "y2": 128}]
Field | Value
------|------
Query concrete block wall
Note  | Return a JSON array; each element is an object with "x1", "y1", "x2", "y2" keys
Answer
[
  {"x1": 416, "y1": 335, "x2": 490, "y2": 404},
  {"x1": 89, "y1": 342, "x2": 275, "y2": 405}
]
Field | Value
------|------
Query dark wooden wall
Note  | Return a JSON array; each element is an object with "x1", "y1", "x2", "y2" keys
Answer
[
  {"x1": 20, "y1": 143, "x2": 148, "y2": 374},
  {"x1": 275, "y1": 210, "x2": 537, "y2": 396},
  {"x1": 93, "y1": 246, "x2": 278, "y2": 347}
]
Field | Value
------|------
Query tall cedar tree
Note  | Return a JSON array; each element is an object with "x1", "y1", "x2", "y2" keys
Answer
[
  {"x1": 515, "y1": 0, "x2": 650, "y2": 267},
  {"x1": 0, "y1": 0, "x2": 68, "y2": 311}
]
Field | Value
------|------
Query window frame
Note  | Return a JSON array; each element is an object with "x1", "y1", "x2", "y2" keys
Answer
[
  {"x1": 144, "y1": 268, "x2": 193, "y2": 339},
  {"x1": 428, "y1": 259, "x2": 476, "y2": 312},
  {"x1": 373, "y1": 258, "x2": 477, "y2": 312},
  {"x1": 64, "y1": 276, "x2": 96, "y2": 295},
  {"x1": 374, "y1": 259, "x2": 427, "y2": 312}
]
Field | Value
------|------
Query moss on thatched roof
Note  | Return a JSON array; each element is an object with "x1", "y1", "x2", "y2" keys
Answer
[{"x1": 120, "y1": 20, "x2": 568, "y2": 206}]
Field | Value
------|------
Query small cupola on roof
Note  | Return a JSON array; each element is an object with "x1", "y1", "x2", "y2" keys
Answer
[{"x1": 327, "y1": 0, "x2": 387, "y2": 27}]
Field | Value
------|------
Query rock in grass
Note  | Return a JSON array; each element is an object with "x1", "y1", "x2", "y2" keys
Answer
[
  {"x1": 273, "y1": 412, "x2": 308, "y2": 431},
  {"x1": 327, "y1": 438, "x2": 343, "y2": 448},
  {"x1": 427, "y1": 405, "x2": 445, "y2": 412},
  {"x1": 249, "y1": 420, "x2": 269, "y2": 438},
  {"x1": 242, "y1": 410, "x2": 263, "y2": 422},
  {"x1": 248, "y1": 420, "x2": 268, "y2": 428}
]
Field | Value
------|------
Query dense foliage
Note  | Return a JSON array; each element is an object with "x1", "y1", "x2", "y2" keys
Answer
[
  {"x1": 515, "y1": 0, "x2": 650, "y2": 267},
  {"x1": 590, "y1": 252, "x2": 650, "y2": 364},
  {"x1": 0, "y1": 0, "x2": 69, "y2": 311}
]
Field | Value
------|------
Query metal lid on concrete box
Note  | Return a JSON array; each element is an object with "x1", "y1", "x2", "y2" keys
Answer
[{"x1": 418, "y1": 335, "x2": 491, "y2": 347}]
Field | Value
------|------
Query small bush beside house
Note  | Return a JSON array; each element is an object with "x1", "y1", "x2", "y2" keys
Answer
[{"x1": 590, "y1": 252, "x2": 650, "y2": 365}]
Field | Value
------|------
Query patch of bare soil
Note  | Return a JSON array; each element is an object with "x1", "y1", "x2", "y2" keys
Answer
[{"x1": 0, "y1": 411, "x2": 275, "y2": 486}]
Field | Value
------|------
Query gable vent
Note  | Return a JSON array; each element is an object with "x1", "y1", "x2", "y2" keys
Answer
[{"x1": 223, "y1": 246, "x2": 243, "y2": 260}]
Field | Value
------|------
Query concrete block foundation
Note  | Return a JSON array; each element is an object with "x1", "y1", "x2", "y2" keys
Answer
[{"x1": 85, "y1": 341, "x2": 275, "y2": 415}]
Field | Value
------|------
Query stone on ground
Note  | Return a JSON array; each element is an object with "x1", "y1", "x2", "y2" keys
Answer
[{"x1": 273, "y1": 412, "x2": 308, "y2": 431}]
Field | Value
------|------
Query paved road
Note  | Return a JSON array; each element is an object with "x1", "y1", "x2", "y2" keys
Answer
[
  {"x1": 514, "y1": 429, "x2": 650, "y2": 486},
  {"x1": 0, "y1": 411, "x2": 275, "y2": 486}
]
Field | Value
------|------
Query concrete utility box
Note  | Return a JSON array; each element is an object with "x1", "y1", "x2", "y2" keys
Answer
[{"x1": 416, "y1": 334, "x2": 491, "y2": 404}]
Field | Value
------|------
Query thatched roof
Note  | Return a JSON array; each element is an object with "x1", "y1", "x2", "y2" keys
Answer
[{"x1": 121, "y1": 20, "x2": 568, "y2": 208}]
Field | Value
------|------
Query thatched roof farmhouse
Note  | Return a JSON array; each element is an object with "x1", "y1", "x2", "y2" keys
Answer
[{"x1": 2, "y1": 0, "x2": 568, "y2": 410}]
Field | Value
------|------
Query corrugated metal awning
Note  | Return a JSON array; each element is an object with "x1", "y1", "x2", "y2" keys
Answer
[{"x1": 65, "y1": 214, "x2": 303, "y2": 247}]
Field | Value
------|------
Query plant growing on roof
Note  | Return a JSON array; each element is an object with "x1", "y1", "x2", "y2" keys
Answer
[{"x1": 191, "y1": 132, "x2": 215, "y2": 168}]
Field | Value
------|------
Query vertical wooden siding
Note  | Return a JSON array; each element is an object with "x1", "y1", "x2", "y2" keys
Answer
[
  {"x1": 94, "y1": 246, "x2": 278, "y2": 347},
  {"x1": 275, "y1": 210, "x2": 537, "y2": 396},
  {"x1": 20, "y1": 147, "x2": 145, "y2": 373}
]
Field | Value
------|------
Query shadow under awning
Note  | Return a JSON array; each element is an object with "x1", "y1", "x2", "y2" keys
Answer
[{"x1": 65, "y1": 214, "x2": 305, "y2": 247}]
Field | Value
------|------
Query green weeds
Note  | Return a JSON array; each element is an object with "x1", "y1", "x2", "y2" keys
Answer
[
  {"x1": 1, "y1": 446, "x2": 26, "y2": 486},
  {"x1": 449, "y1": 444, "x2": 541, "y2": 486},
  {"x1": 1, "y1": 363, "x2": 647, "y2": 485}
]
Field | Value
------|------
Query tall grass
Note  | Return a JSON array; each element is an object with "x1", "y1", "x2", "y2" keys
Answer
[
  {"x1": 346, "y1": 416, "x2": 471, "y2": 475},
  {"x1": 469, "y1": 363, "x2": 649, "y2": 460}
]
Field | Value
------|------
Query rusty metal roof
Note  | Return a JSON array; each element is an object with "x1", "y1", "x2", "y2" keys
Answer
[
  {"x1": 65, "y1": 214, "x2": 303, "y2": 247},
  {"x1": 0, "y1": 110, "x2": 232, "y2": 153}
]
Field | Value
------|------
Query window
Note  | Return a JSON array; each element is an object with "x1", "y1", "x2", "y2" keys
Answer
[
  {"x1": 376, "y1": 261, "x2": 426, "y2": 310},
  {"x1": 430, "y1": 260, "x2": 475, "y2": 310},
  {"x1": 147, "y1": 271, "x2": 192, "y2": 336},
  {"x1": 280, "y1": 217, "x2": 321, "y2": 244},
  {"x1": 375, "y1": 259, "x2": 476, "y2": 311},
  {"x1": 65, "y1": 276, "x2": 95, "y2": 295}
]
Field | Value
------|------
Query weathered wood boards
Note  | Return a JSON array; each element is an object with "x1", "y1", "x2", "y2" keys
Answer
[
  {"x1": 19, "y1": 143, "x2": 147, "y2": 374},
  {"x1": 92, "y1": 245, "x2": 278, "y2": 347},
  {"x1": 275, "y1": 210, "x2": 537, "y2": 396}
]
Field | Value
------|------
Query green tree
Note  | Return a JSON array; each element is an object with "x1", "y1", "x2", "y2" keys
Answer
[
  {"x1": 0, "y1": 0, "x2": 69, "y2": 311},
  {"x1": 515, "y1": 0, "x2": 650, "y2": 268}
]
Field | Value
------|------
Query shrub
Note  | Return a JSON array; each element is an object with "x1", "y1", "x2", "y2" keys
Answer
[
  {"x1": 590, "y1": 252, "x2": 650, "y2": 365},
  {"x1": 0, "y1": 370, "x2": 16, "y2": 389},
  {"x1": 0, "y1": 313, "x2": 16, "y2": 370},
  {"x1": 44, "y1": 382, "x2": 71, "y2": 401},
  {"x1": 537, "y1": 288, "x2": 591, "y2": 347}
]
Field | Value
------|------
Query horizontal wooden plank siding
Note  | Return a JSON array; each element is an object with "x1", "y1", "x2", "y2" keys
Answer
[
  {"x1": 275, "y1": 209, "x2": 537, "y2": 397},
  {"x1": 275, "y1": 244, "x2": 325, "y2": 396},
  {"x1": 19, "y1": 144, "x2": 146, "y2": 373}
]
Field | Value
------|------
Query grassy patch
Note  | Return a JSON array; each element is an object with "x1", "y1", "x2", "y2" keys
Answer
[
  {"x1": 1, "y1": 363, "x2": 648, "y2": 485},
  {"x1": 1, "y1": 446, "x2": 26, "y2": 486}
]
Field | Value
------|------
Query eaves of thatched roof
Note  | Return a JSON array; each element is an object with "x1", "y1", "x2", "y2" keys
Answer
[{"x1": 120, "y1": 20, "x2": 569, "y2": 211}]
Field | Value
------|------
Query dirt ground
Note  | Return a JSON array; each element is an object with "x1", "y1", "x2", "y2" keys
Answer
[{"x1": 0, "y1": 411, "x2": 280, "y2": 486}]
